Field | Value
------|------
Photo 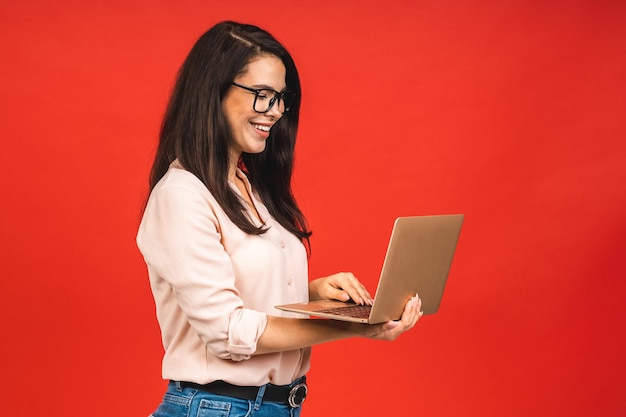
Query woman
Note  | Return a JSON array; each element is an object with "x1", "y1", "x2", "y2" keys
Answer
[{"x1": 137, "y1": 21, "x2": 422, "y2": 417}]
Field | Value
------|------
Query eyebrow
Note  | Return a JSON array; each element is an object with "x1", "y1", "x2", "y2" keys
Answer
[{"x1": 249, "y1": 83, "x2": 288, "y2": 92}]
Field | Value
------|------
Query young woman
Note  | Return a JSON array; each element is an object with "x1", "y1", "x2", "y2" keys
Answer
[{"x1": 137, "y1": 21, "x2": 422, "y2": 417}]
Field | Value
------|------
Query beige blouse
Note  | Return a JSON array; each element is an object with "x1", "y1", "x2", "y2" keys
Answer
[{"x1": 137, "y1": 161, "x2": 310, "y2": 386}]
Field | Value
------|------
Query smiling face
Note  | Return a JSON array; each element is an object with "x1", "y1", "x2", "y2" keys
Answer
[{"x1": 222, "y1": 54, "x2": 286, "y2": 167}]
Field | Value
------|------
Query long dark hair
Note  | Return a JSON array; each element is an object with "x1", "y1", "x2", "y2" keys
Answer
[{"x1": 149, "y1": 21, "x2": 311, "y2": 244}]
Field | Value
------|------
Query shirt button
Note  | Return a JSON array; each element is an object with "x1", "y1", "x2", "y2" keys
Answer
[
  {"x1": 280, "y1": 241, "x2": 286, "y2": 249},
  {"x1": 287, "y1": 278, "x2": 293, "y2": 286}
]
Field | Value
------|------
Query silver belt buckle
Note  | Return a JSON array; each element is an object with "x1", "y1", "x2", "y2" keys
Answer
[{"x1": 288, "y1": 382, "x2": 307, "y2": 408}]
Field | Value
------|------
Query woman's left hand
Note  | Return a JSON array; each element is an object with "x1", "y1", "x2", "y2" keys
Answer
[{"x1": 309, "y1": 272, "x2": 374, "y2": 305}]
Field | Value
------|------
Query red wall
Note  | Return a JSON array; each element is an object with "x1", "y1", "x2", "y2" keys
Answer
[{"x1": 1, "y1": 1, "x2": 625, "y2": 416}]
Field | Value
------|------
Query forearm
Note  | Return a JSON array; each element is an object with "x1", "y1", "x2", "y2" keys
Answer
[
  {"x1": 255, "y1": 295, "x2": 422, "y2": 355},
  {"x1": 254, "y1": 316, "x2": 361, "y2": 355},
  {"x1": 308, "y1": 278, "x2": 324, "y2": 300}
]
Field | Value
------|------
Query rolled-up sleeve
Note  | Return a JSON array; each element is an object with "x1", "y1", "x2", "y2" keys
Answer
[{"x1": 137, "y1": 176, "x2": 267, "y2": 361}]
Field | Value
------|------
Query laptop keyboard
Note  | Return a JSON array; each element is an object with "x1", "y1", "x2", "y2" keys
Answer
[{"x1": 318, "y1": 304, "x2": 372, "y2": 319}]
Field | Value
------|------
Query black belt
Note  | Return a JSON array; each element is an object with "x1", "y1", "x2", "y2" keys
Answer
[{"x1": 175, "y1": 377, "x2": 307, "y2": 408}]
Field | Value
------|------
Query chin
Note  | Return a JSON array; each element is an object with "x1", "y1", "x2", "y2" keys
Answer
[{"x1": 247, "y1": 142, "x2": 268, "y2": 154}]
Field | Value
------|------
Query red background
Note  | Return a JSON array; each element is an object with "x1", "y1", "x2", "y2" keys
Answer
[{"x1": 1, "y1": 1, "x2": 625, "y2": 416}]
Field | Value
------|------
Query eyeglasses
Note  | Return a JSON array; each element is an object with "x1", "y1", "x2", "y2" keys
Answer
[{"x1": 231, "y1": 82, "x2": 296, "y2": 114}]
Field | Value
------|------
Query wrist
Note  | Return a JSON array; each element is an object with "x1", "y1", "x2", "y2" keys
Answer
[
  {"x1": 308, "y1": 278, "x2": 322, "y2": 300},
  {"x1": 346, "y1": 321, "x2": 366, "y2": 338}
]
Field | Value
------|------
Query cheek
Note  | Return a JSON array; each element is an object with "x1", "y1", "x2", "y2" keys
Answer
[
  {"x1": 222, "y1": 95, "x2": 243, "y2": 122},
  {"x1": 225, "y1": 103, "x2": 251, "y2": 127}
]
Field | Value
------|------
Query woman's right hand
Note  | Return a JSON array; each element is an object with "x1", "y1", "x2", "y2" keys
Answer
[{"x1": 356, "y1": 294, "x2": 423, "y2": 341}]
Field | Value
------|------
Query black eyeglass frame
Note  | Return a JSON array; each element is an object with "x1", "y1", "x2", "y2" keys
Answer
[{"x1": 231, "y1": 82, "x2": 296, "y2": 114}]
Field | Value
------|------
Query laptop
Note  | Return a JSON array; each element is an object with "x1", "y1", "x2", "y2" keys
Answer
[{"x1": 275, "y1": 214, "x2": 464, "y2": 324}]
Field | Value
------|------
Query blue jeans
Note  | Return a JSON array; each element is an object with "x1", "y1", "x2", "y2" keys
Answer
[{"x1": 149, "y1": 380, "x2": 304, "y2": 417}]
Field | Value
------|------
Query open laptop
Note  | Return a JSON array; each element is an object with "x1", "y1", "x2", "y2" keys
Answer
[{"x1": 275, "y1": 214, "x2": 464, "y2": 324}]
